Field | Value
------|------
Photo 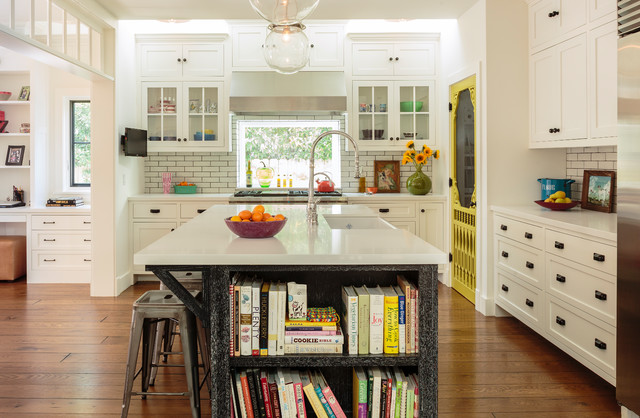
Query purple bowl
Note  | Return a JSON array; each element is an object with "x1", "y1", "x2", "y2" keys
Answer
[{"x1": 224, "y1": 217, "x2": 287, "y2": 238}]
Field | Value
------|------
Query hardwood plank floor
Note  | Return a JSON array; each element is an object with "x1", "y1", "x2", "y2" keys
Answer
[{"x1": 0, "y1": 280, "x2": 619, "y2": 417}]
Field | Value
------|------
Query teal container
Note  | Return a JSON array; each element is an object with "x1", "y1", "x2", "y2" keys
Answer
[
  {"x1": 174, "y1": 185, "x2": 197, "y2": 194},
  {"x1": 537, "y1": 178, "x2": 574, "y2": 200}
]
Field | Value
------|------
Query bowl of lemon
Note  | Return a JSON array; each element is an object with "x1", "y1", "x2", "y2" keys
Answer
[{"x1": 535, "y1": 191, "x2": 580, "y2": 211}]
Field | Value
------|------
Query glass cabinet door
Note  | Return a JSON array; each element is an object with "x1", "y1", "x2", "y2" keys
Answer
[
  {"x1": 145, "y1": 84, "x2": 179, "y2": 143},
  {"x1": 355, "y1": 83, "x2": 389, "y2": 142},
  {"x1": 186, "y1": 83, "x2": 219, "y2": 143},
  {"x1": 397, "y1": 82, "x2": 433, "y2": 142}
]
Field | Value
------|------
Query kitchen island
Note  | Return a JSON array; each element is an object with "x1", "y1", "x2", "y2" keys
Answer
[{"x1": 134, "y1": 204, "x2": 447, "y2": 417}]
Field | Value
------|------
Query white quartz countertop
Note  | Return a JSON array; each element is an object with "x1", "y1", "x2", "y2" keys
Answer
[
  {"x1": 0, "y1": 205, "x2": 91, "y2": 214},
  {"x1": 492, "y1": 205, "x2": 617, "y2": 241},
  {"x1": 134, "y1": 204, "x2": 447, "y2": 266},
  {"x1": 129, "y1": 192, "x2": 446, "y2": 202}
]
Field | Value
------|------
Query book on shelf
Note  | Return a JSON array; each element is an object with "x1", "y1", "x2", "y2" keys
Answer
[
  {"x1": 317, "y1": 370, "x2": 346, "y2": 418},
  {"x1": 284, "y1": 370, "x2": 296, "y2": 418},
  {"x1": 45, "y1": 202, "x2": 84, "y2": 207},
  {"x1": 286, "y1": 281, "x2": 307, "y2": 320},
  {"x1": 276, "y1": 369, "x2": 292, "y2": 418},
  {"x1": 383, "y1": 368, "x2": 394, "y2": 418},
  {"x1": 370, "y1": 367, "x2": 382, "y2": 418},
  {"x1": 414, "y1": 288, "x2": 419, "y2": 354},
  {"x1": 284, "y1": 318, "x2": 337, "y2": 328},
  {"x1": 283, "y1": 328, "x2": 343, "y2": 345},
  {"x1": 367, "y1": 286, "x2": 384, "y2": 355},
  {"x1": 393, "y1": 285, "x2": 406, "y2": 354},
  {"x1": 268, "y1": 283, "x2": 279, "y2": 356},
  {"x1": 291, "y1": 370, "x2": 307, "y2": 418},
  {"x1": 46, "y1": 196, "x2": 83, "y2": 204},
  {"x1": 389, "y1": 371, "x2": 397, "y2": 418},
  {"x1": 276, "y1": 283, "x2": 286, "y2": 356},
  {"x1": 353, "y1": 367, "x2": 368, "y2": 418},
  {"x1": 300, "y1": 370, "x2": 328, "y2": 418},
  {"x1": 392, "y1": 367, "x2": 406, "y2": 418},
  {"x1": 240, "y1": 279, "x2": 253, "y2": 356},
  {"x1": 247, "y1": 369, "x2": 260, "y2": 418},
  {"x1": 380, "y1": 369, "x2": 388, "y2": 418},
  {"x1": 230, "y1": 277, "x2": 236, "y2": 357},
  {"x1": 234, "y1": 279, "x2": 242, "y2": 357},
  {"x1": 251, "y1": 280, "x2": 262, "y2": 356},
  {"x1": 406, "y1": 375, "x2": 415, "y2": 418},
  {"x1": 234, "y1": 370, "x2": 248, "y2": 418},
  {"x1": 283, "y1": 343, "x2": 342, "y2": 354},
  {"x1": 268, "y1": 374, "x2": 282, "y2": 418},
  {"x1": 342, "y1": 286, "x2": 358, "y2": 355},
  {"x1": 259, "y1": 370, "x2": 274, "y2": 418},
  {"x1": 354, "y1": 286, "x2": 370, "y2": 355},
  {"x1": 285, "y1": 330, "x2": 338, "y2": 336},
  {"x1": 251, "y1": 369, "x2": 267, "y2": 418},
  {"x1": 240, "y1": 370, "x2": 254, "y2": 418},
  {"x1": 260, "y1": 282, "x2": 270, "y2": 356},
  {"x1": 382, "y1": 287, "x2": 399, "y2": 354},
  {"x1": 312, "y1": 370, "x2": 336, "y2": 418},
  {"x1": 396, "y1": 275, "x2": 413, "y2": 354}
]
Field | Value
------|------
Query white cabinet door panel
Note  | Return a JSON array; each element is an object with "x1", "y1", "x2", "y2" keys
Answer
[
  {"x1": 139, "y1": 44, "x2": 182, "y2": 78},
  {"x1": 559, "y1": 34, "x2": 588, "y2": 140},
  {"x1": 352, "y1": 43, "x2": 394, "y2": 76},
  {"x1": 394, "y1": 43, "x2": 436, "y2": 76},
  {"x1": 589, "y1": 21, "x2": 617, "y2": 139},
  {"x1": 307, "y1": 25, "x2": 344, "y2": 68},
  {"x1": 232, "y1": 26, "x2": 268, "y2": 69},
  {"x1": 531, "y1": 48, "x2": 560, "y2": 141},
  {"x1": 182, "y1": 44, "x2": 224, "y2": 77}
]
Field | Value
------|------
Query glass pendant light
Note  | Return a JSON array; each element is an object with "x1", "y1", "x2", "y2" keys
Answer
[
  {"x1": 263, "y1": 24, "x2": 310, "y2": 74},
  {"x1": 249, "y1": 0, "x2": 319, "y2": 25}
]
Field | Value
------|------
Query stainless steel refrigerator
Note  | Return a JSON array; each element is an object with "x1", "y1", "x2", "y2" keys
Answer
[{"x1": 618, "y1": 0, "x2": 640, "y2": 414}]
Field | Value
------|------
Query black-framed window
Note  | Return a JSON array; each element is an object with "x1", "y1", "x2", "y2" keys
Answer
[{"x1": 70, "y1": 100, "x2": 91, "y2": 187}]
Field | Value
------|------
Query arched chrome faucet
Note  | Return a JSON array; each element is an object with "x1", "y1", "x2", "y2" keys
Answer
[{"x1": 307, "y1": 130, "x2": 360, "y2": 224}]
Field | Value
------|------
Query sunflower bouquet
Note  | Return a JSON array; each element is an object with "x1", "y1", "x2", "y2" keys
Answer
[{"x1": 402, "y1": 140, "x2": 440, "y2": 169}]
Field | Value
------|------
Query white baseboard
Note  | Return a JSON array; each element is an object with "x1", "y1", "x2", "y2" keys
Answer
[
  {"x1": 116, "y1": 271, "x2": 133, "y2": 295},
  {"x1": 474, "y1": 290, "x2": 495, "y2": 316},
  {"x1": 27, "y1": 270, "x2": 90, "y2": 283},
  {"x1": 622, "y1": 406, "x2": 640, "y2": 418}
]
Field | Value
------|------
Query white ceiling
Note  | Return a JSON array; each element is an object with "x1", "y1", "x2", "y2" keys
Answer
[{"x1": 91, "y1": 0, "x2": 478, "y2": 20}]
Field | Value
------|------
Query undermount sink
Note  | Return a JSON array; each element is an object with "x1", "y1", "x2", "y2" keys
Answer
[{"x1": 322, "y1": 214, "x2": 395, "y2": 230}]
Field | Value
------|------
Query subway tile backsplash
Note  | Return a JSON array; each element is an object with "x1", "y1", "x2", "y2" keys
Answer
[
  {"x1": 565, "y1": 145, "x2": 617, "y2": 210},
  {"x1": 144, "y1": 115, "x2": 433, "y2": 194}
]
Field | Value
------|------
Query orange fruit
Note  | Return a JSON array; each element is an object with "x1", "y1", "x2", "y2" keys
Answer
[
  {"x1": 253, "y1": 205, "x2": 265, "y2": 214},
  {"x1": 266, "y1": 217, "x2": 276, "y2": 222},
  {"x1": 230, "y1": 215, "x2": 242, "y2": 222},
  {"x1": 262, "y1": 212, "x2": 271, "y2": 220},
  {"x1": 274, "y1": 214, "x2": 285, "y2": 221},
  {"x1": 238, "y1": 210, "x2": 252, "y2": 220},
  {"x1": 241, "y1": 219, "x2": 251, "y2": 222},
  {"x1": 251, "y1": 212, "x2": 263, "y2": 222}
]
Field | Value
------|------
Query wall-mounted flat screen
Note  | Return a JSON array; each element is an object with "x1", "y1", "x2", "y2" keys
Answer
[{"x1": 122, "y1": 127, "x2": 147, "y2": 157}]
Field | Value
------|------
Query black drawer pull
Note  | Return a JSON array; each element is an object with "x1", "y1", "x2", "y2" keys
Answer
[
  {"x1": 170, "y1": 228, "x2": 175, "y2": 232},
  {"x1": 500, "y1": 224, "x2": 508, "y2": 231},
  {"x1": 501, "y1": 284, "x2": 509, "y2": 292},
  {"x1": 554, "y1": 241, "x2": 564, "y2": 249},
  {"x1": 84, "y1": 239, "x2": 91, "y2": 242},
  {"x1": 501, "y1": 251, "x2": 509, "y2": 258},
  {"x1": 83, "y1": 221, "x2": 91, "y2": 224},
  {"x1": 43, "y1": 239, "x2": 56, "y2": 242},
  {"x1": 524, "y1": 232, "x2": 533, "y2": 239},
  {"x1": 593, "y1": 253, "x2": 605, "y2": 262},
  {"x1": 526, "y1": 261, "x2": 534, "y2": 269},
  {"x1": 556, "y1": 316, "x2": 566, "y2": 326},
  {"x1": 379, "y1": 208, "x2": 390, "y2": 213},
  {"x1": 84, "y1": 258, "x2": 91, "y2": 262},
  {"x1": 44, "y1": 258, "x2": 56, "y2": 262},
  {"x1": 197, "y1": 209, "x2": 206, "y2": 214},
  {"x1": 595, "y1": 290, "x2": 607, "y2": 301},
  {"x1": 525, "y1": 299, "x2": 534, "y2": 307},
  {"x1": 595, "y1": 338, "x2": 607, "y2": 350},
  {"x1": 43, "y1": 221, "x2": 56, "y2": 224},
  {"x1": 150, "y1": 209, "x2": 160, "y2": 214},
  {"x1": 556, "y1": 274, "x2": 566, "y2": 283}
]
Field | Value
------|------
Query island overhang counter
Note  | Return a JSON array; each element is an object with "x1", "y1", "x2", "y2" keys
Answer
[{"x1": 134, "y1": 204, "x2": 447, "y2": 417}]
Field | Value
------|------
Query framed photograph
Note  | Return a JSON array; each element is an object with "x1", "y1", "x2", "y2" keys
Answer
[
  {"x1": 0, "y1": 120, "x2": 7, "y2": 133},
  {"x1": 374, "y1": 160, "x2": 400, "y2": 193},
  {"x1": 18, "y1": 86, "x2": 30, "y2": 101},
  {"x1": 5, "y1": 145, "x2": 25, "y2": 166},
  {"x1": 581, "y1": 170, "x2": 615, "y2": 213}
]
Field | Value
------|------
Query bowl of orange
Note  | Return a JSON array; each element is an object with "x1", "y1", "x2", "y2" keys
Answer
[{"x1": 225, "y1": 205, "x2": 287, "y2": 238}]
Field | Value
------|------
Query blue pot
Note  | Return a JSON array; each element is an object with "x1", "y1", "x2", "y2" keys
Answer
[{"x1": 537, "y1": 178, "x2": 575, "y2": 200}]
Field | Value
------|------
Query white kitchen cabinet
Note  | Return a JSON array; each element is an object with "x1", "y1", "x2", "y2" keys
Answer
[
  {"x1": 142, "y1": 81, "x2": 227, "y2": 152},
  {"x1": 306, "y1": 24, "x2": 344, "y2": 69},
  {"x1": 231, "y1": 25, "x2": 269, "y2": 70},
  {"x1": 132, "y1": 222, "x2": 176, "y2": 274},
  {"x1": 589, "y1": 0, "x2": 617, "y2": 23},
  {"x1": 589, "y1": 20, "x2": 617, "y2": 139},
  {"x1": 352, "y1": 80, "x2": 436, "y2": 150},
  {"x1": 530, "y1": 34, "x2": 587, "y2": 144},
  {"x1": 529, "y1": 0, "x2": 588, "y2": 50},
  {"x1": 352, "y1": 42, "x2": 435, "y2": 77},
  {"x1": 139, "y1": 42, "x2": 224, "y2": 79},
  {"x1": 417, "y1": 202, "x2": 444, "y2": 252}
]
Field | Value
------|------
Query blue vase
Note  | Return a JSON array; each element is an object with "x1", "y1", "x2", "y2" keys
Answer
[{"x1": 406, "y1": 166, "x2": 432, "y2": 195}]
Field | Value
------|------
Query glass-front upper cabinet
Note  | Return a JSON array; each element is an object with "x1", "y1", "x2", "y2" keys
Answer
[
  {"x1": 352, "y1": 80, "x2": 435, "y2": 150},
  {"x1": 142, "y1": 81, "x2": 226, "y2": 151}
]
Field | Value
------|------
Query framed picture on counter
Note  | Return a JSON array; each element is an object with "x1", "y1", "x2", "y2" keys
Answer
[
  {"x1": 581, "y1": 170, "x2": 615, "y2": 213},
  {"x1": 374, "y1": 160, "x2": 400, "y2": 193},
  {"x1": 18, "y1": 86, "x2": 30, "y2": 101},
  {"x1": 5, "y1": 145, "x2": 25, "y2": 166}
]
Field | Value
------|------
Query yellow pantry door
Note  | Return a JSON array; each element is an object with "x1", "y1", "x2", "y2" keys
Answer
[{"x1": 450, "y1": 75, "x2": 477, "y2": 304}]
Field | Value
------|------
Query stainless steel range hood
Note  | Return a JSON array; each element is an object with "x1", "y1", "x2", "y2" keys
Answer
[{"x1": 229, "y1": 71, "x2": 347, "y2": 114}]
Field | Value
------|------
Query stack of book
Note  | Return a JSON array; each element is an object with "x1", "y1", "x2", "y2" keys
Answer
[
  {"x1": 342, "y1": 275, "x2": 419, "y2": 355},
  {"x1": 353, "y1": 366, "x2": 420, "y2": 418},
  {"x1": 229, "y1": 275, "x2": 344, "y2": 357},
  {"x1": 46, "y1": 196, "x2": 84, "y2": 207},
  {"x1": 231, "y1": 368, "x2": 346, "y2": 418}
]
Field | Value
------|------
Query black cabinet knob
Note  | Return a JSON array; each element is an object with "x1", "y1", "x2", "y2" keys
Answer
[
  {"x1": 389, "y1": 137, "x2": 393, "y2": 141},
  {"x1": 593, "y1": 253, "x2": 605, "y2": 262},
  {"x1": 549, "y1": 128, "x2": 554, "y2": 133},
  {"x1": 556, "y1": 274, "x2": 566, "y2": 283},
  {"x1": 501, "y1": 251, "x2": 509, "y2": 258},
  {"x1": 395, "y1": 57, "x2": 399, "y2": 61},
  {"x1": 595, "y1": 290, "x2": 607, "y2": 301},
  {"x1": 150, "y1": 209, "x2": 160, "y2": 214},
  {"x1": 177, "y1": 58, "x2": 182, "y2": 62},
  {"x1": 310, "y1": 44, "x2": 315, "y2": 48},
  {"x1": 500, "y1": 224, "x2": 508, "y2": 231},
  {"x1": 501, "y1": 284, "x2": 509, "y2": 292},
  {"x1": 556, "y1": 316, "x2": 566, "y2": 326},
  {"x1": 524, "y1": 232, "x2": 533, "y2": 239},
  {"x1": 389, "y1": 57, "x2": 393, "y2": 61},
  {"x1": 182, "y1": 58, "x2": 187, "y2": 62},
  {"x1": 421, "y1": 209, "x2": 425, "y2": 213},
  {"x1": 178, "y1": 138, "x2": 182, "y2": 141},
  {"x1": 170, "y1": 228, "x2": 175, "y2": 232},
  {"x1": 554, "y1": 241, "x2": 564, "y2": 249},
  {"x1": 594, "y1": 338, "x2": 607, "y2": 350},
  {"x1": 525, "y1": 299, "x2": 534, "y2": 307},
  {"x1": 526, "y1": 261, "x2": 534, "y2": 269},
  {"x1": 396, "y1": 137, "x2": 400, "y2": 141},
  {"x1": 197, "y1": 209, "x2": 206, "y2": 214}
]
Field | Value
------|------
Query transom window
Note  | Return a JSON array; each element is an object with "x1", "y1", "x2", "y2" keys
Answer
[
  {"x1": 70, "y1": 100, "x2": 91, "y2": 187},
  {"x1": 236, "y1": 119, "x2": 341, "y2": 189}
]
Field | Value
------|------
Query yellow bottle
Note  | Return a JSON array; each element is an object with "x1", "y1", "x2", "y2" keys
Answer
[
  {"x1": 246, "y1": 161, "x2": 252, "y2": 188},
  {"x1": 277, "y1": 173, "x2": 281, "y2": 188},
  {"x1": 288, "y1": 174, "x2": 293, "y2": 188}
]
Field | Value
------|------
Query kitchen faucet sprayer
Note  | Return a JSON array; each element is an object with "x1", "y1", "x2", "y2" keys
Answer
[{"x1": 307, "y1": 130, "x2": 360, "y2": 224}]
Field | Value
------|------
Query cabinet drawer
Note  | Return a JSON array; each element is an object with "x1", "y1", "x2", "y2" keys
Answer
[
  {"x1": 496, "y1": 239, "x2": 544, "y2": 289},
  {"x1": 31, "y1": 231, "x2": 92, "y2": 250},
  {"x1": 547, "y1": 254, "x2": 615, "y2": 326},
  {"x1": 31, "y1": 215, "x2": 92, "y2": 230},
  {"x1": 547, "y1": 296, "x2": 615, "y2": 378},
  {"x1": 496, "y1": 270, "x2": 544, "y2": 332},
  {"x1": 495, "y1": 215, "x2": 544, "y2": 249},
  {"x1": 32, "y1": 252, "x2": 92, "y2": 270},
  {"x1": 546, "y1": 229, "x2": 616, "y2": 275},
  {"x1": 180, "y1": 201, "x2": 219, "y2": 219},
  {"x1": 363, "y1": 203, "x2": 416, "y2": 219},
  {"x1": 387, "y1": 220, "x2": 416, "y2": 234},
  {"x1": 132, "y1": 203, "x2": 178, "y2": 220}
]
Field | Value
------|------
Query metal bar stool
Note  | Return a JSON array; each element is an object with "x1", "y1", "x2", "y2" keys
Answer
[{"x1": 121, "y1": 290, "x2": 202, "y2": 418}]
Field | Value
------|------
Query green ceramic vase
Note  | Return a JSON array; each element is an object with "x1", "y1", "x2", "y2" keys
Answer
[{"x1": 406, "y1": 166, "x2": 432, "y2": 195}]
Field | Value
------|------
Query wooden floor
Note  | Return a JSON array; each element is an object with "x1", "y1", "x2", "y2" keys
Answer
[{"x1": 0, "y1": 280, "x2": 619, "y2": 417}]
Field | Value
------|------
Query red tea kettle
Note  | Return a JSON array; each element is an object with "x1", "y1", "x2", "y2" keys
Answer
[{"x1": 315, "y1": 172, "x2": 335, "y2": 192}]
